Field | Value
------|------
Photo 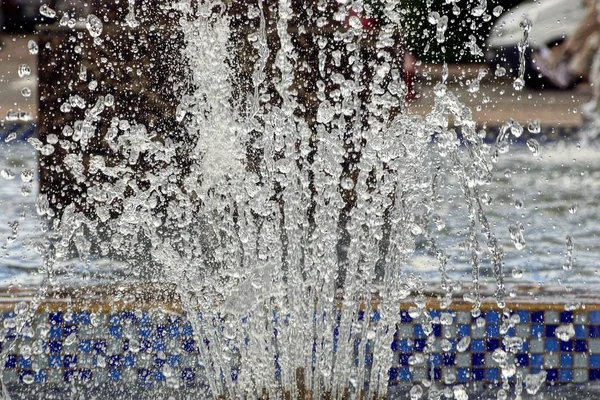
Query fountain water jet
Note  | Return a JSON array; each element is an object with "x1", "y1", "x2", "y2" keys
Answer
[{"x1": 30, "y1": 0, "x2": 523, "y2": 398}]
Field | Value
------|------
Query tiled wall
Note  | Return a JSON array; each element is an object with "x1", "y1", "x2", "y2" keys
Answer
[
  {"x1": 1, "y1": 304, "x2": 599, "y2": 388},
  {"x1": 388, "y1": 308, "x2": 598, "y2": 385}
]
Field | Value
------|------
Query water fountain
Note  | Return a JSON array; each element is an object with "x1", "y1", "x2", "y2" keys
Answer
[{"x1": 1, "y1": 0, "x2": 599, "y2": 398}]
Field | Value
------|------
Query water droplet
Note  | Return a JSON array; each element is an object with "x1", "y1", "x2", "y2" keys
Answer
[
  {"x1": 27, "y1": 40, "x2": 38, "y2": 55},
  {"x1": 21, "y1": 87, "x2": 31, "y2": 98},
  {"x1": 440, "y1": 313, "x2": 453, "y2": 325},
  {"x1": 565, "y1": 301, "x2": 581, "y2": 311},
  {"x1": 568, "y1": 203, "x2": 577, "y2": 214},
  {"x1": 39, "y1": 4, "x2": 56, "y2": 18},
  {"x1": 492, "y1": 6, "x2": 504, "y2": 17},
  {"x1": 410, "y1": 384, "x2": 423, "y2": 399},
  {"x1": 65, "y1": 332, "x2": 77, "y2": 346},
  {"x1": 21, "y1": 169, "x2": 33, "y2": 183},
  {"x1": 86, "y1": 14, "x2": 103, "y2": 38},
  {"x1": 509, "y1": 224, "x2": 526, "y2": 250},
  {"x1": 471, "y1": 0, "x2": 487, "y2": 17},
  {"x1": 555, "y1": 323, "x2": 575, "y2": 341},
  {"x1": 512, "y1": 77, "x2": 524, "y2": 91},
  {"x1": 340, "y1": 176, "x2": 354, "y2": 190},
  {"x1": 22, "y1": 374, "x2": 34, "y2": 385},
  {"x1": 492, "y1": 348, "x2": 507, "y2": 364},
  {"x1": 457, "y1": 337, "x2": 471, "y2": 352},
  {"x1": 527, "y1": 120, "x2": 541, "y2": 133},
  {"x1": 316, "y1": 100, "x2": 335, "y2": 124},
  {"x1": 525, "y1": 371, "x2": 547, "y2": 395},
  {"x1": 1, "y1": 169, "x2": 15, "y2": 180},
  {"x1": 494, "y1": 66, "x2": 506, "y2": 77},
  {"x1": 18, "y1": 64, "x2": 31, "y2": 78},
  {"x1": 5, "y1": 132, "x2": 17, "y2": 143},
  {"x1": 526, "y1": 138, "x2": 540, "y2": 156},
  {"x1": 514, "y1": 199, "x2": 523, "y2": 209},
  {"x1": 59, "y1": 13, "x2": 69, "y2": 26}
]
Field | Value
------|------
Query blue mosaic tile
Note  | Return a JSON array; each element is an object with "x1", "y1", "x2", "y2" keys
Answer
[
  {"x1": 18, "y1": 356, "x2": 31, "y2": 369},
  {"x1": 561, "y1": 353, "x2": 573, "y2": 367},
  {"x1": 515, "y1": 310, "x2": 530, "y2": 323},
  {"x1": 485, "y1": 338, "x2": 500, "y2": 352},
  {"x1": 398, "y1": 367, "x2": 411, "y2": 381},
  {"x1": 560, "y1": 311, "x2": 574, "y2": 323},
  {"x1": 412, "y1": 324, "x2": 424, "y2": 338},
  {"x1": 109, "y1": 368, "x2": 121, "y2": 381},
  {"x1": 560, "y1": 369, "x2": 573, "y2": 382},
  {"x1": 400, "y1": 310, "x2": 412, "y2": 323},
  {"x1": 545, "y1": 339, "x2": 559, "y2": 352},
  {"x1": 124, "y1": 354, "x2": 136, "y2": 367},
  {"x1": 79, "y1": 340, "x2": 91, "y2": 353},
  {"x1": 93, "y1": 340, "x2": 107, "y2": 355},
  {"x1": 457, "y1": 324, "x2": 470, "y2": 337},
  {"x1": 181, "y1": 368, "x2": 195, "y2": 382},
  {"x1": 531, "y1": 311, "x2": 544, "y2": 323},
  {"x1": 545, "y1": 324, "x2": 558, "y2": 338},
  {"x1": 472, "y1": 353, "x2": 484, "y2": 367},
  {"x1": 471, "y1": 339, "x2": 485, "y2": 352},
  {"x1": 457, "y1": 368, "x2": 470, "y2": 382},
  {"x1": 79, "y1": 312, "x2": 91, "y2": 325},
  {"x1": 486, "y1": 368, "x2": 499, "y2": 382},
  {"x1": 574, "y1": 339, "x2": 588, "y2": 352},
  {"x1": 429, "y1": 354, "x2": 442, "y2": 367},
  {"x1": 413, "y1": 339, "x2": 426, "y2": 352},
  {"x1": 48, "y1": 355, "x2": 61, "y2": 369},
  {"x1": 590, "y1": 311, "x2": 600, "y2": 324},
  {"x1": 530, "y1": 354, "x2": 543, "y2": 368},
  {"x1": 560, "y1": 340, "x2": 573, "y2": 352},
  {"x1": 590, "y1": 355, "x2": 600, "y2": 368},
  {"x1": 515, "y1": 353, "x2": 529, "y2": 367},
  {"x1": 48, "y1": 312, "x2": 62, "y2": 325},
  {"x1": 485, "y1": 311, "x2": 500, "y2": 324},
  {"x1": 472, "y1": 368, "x2": 485, "y2": 381},
  {"x1": 442, "y1": 353, "x2": 455, "y2": 366},
  {"x1": 109, "y1": 325, "x2": 123, "y2": 339},
  {"x1": 49, "y1": 326, "x2": 62, "y2": 339},
  {"x1": 547, "y1": 369, "x2": 559, "y2": 382},
  {"x1": 590, "y1": 325, "x2": 600, "y2": 338},
  {"x1": 531, "y1": 324, "x2": 544, "y2": 338},
  {"x1": 575, "y1": 325, "x2": 587, "y2": 339},
  {"x1": 590, "y1": 369, "x2": 600, "y2": 381}
]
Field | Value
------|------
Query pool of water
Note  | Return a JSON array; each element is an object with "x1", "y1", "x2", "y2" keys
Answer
[{"x1": 0, "y1": 138, "x2": 598, "y2": 292}]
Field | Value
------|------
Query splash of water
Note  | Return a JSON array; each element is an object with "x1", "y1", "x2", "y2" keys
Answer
[{"x1": 24, "y1": 0, "x2": 517, "y2": 397}]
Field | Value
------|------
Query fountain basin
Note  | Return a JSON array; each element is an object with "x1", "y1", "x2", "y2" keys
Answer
[{"x1": 0, "y1": 288, "x2": 598, "y2": 393}]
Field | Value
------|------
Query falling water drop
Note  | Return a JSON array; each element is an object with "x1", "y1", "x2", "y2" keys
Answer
[
  {"x1": 525, "y1": 371, "x2": 547, "y2": 395},
  {"x1": 509, "y1": 224, "x2": 526, "y2": 250},
  {"x1": 494, "y1": 66, "x2": 506, "y2": 77},
  {"x1": 514, "y1": 199, "x2": 523, "y2": 209},
  {"x1": 568, "y1": 203, "x2": 578, "y2": 214},
  {"x1": 18, "y1": 64, "x2": 31, "y2": 78},
  {"x1": 555, "y1": 323, "x2": 575, "y2": 341},
  {"x1": 563, "y1": 235, "x2": 574, "y2": 271},
  {"x1": 86, "y1": 15, "x2": 103, "y2": 37},
  {"x1": 39, "y1": 4, "x2": 56, "y2": 18},
  {"x1": 27, "y1": 40, "x2": 38, "y2": 55},
  {"x1": 526, "y1": 138, "x2": 540, "y2": 156},
  {"x1": 456, "y1": 337, "x2": 471, "y2": 352},
  {"x1": 527, "y1": 120, "x2": 541, "y2": 133}
]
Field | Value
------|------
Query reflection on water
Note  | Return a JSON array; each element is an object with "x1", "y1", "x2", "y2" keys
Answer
[{"x1": 0, "y1": 140, "x2": 598, "y2": 289}]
